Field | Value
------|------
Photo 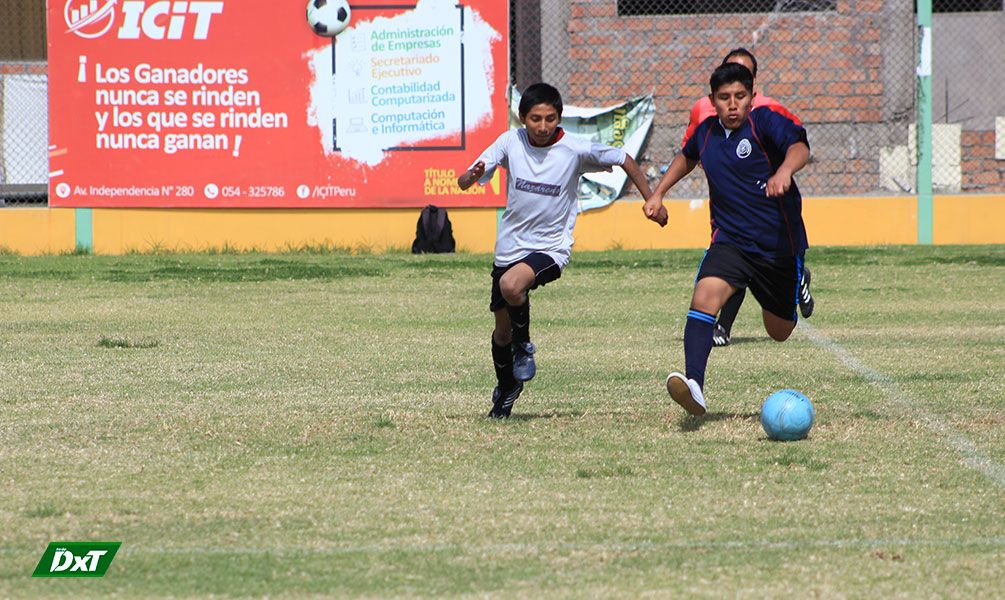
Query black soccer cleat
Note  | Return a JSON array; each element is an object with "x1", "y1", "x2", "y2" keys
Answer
[
  {"x1": 799, "y1": 267, "x2": 814, "y2": 318},
  {"x1": 512, "y1": 341, "x2": 536, "y2": 382},
  {"x1": 712, "y1": 323, "x2": 731, "y2": 347},
  {"x1": 488, "y1": 381, "x2": 524, "y2": 419}
]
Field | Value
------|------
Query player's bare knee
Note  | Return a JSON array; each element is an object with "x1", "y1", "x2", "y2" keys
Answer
[
  {"x1": 691, "y1": 282, "x2": 733, "y2": 315},
  {"x1": 499, "y1": 278, "x2": 528, "y2": 306},
  {"x1": 767, "y1": 323, "x2": 795, "y2": 341},
  {"x1": 769, "y1": 329, "x2": 793, "y2": 342}
]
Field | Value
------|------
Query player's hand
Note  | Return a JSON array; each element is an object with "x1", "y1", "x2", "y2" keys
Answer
[
  {"x1": 458, "y1": 161, "x2": 486, "y2": 190},
  {"x1": 643, "y1": 197, "x2": 668, "y2": 228},
  {"x1": 766, "y1": 170, "x2": 792, "y2": 197},
  {"x1": 654, "y1": 204, "x2": 668, "y2": 227},
  {"x1": 468, "y1": 161, "x2": 486, "y2": 181}
]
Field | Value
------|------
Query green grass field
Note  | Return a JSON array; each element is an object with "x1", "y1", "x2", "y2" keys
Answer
[{"x1": 1, "y1": 245, "x2": 1003, "y2": 597}]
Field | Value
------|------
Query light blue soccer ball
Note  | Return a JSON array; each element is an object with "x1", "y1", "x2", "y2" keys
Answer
[{"x1": 760, "y1": 389, "x2": 814, "y2": 441}]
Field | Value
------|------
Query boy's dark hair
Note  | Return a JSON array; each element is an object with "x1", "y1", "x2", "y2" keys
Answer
[
  {"x1": 518, "y1": 83, "x2": 563, "y2": 119},
  {"x1": 721, "y1": 47, "x2": 758, "y2": 78},
  {"x1": 710, "y1": 63, "x2": 754, "y2": 95}
]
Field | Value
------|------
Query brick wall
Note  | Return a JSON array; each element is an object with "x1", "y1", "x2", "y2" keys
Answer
[
  {"x1": 556, "y1": 0, "x2": 1002, "y2": 197},
  {"x1": 0, "y1": 62, "x2": 47, "y2": 76},
  {"x1": 962, "y1": 131, "x2": 1005, "y2": 192},
  {"x1": 566, "y1": 2, "x2": 887, "y2": 123}
]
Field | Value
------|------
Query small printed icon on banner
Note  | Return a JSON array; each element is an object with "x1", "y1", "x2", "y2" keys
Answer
[
  {"x1": 32, "y1": 542, "x2": 121, "y2": 577},
  {"x1": 347, "y1": 117, "x2": 366, "y2": 134},
  {"x1": 204, "y1": 183, "x2": 219, "y2": 199},
  {"x1": 64, "y1": 0, "x2": 117, "y2": 39},
  {"x1": 297, "y1": 185, "x2": 311, "y2": 199},
  {"x1": 56, "y1": 183, "x2": 72, "y2": 198}
]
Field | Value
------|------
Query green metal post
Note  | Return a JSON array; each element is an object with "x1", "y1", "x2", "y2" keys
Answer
[
  {"x1": 916, "y1": 0, "x2": 934, "y2": 244},
  {"x1": 75, "y1": 208, "x2": 93, "y2": 253}
]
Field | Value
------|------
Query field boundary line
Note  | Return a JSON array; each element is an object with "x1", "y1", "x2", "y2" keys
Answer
[{"x1": 799, "y1": 321, "x2": 1005, "y2": 489}]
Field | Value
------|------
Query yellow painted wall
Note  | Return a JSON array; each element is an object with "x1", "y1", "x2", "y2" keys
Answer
[
  {"x1": 573, "y1": 195, "x2": 921, "y2": 250},
  {"x1": 934, "y1": 195, "x2": 1005, "y2": 244},
  {"x1": 803, "y1": 196, "x2": 918, "y2": 246},
  {"x1": 82, "y1": 207, "x2": 502, "y2": 254},
  {"x1": 574, "y1": 199, "x2": 711, "y2": 250},
  {"x1": 0, "y1": 194, "x2": 1002, "y2": 255},
  {"x1": 0, "y1": 207, "x2": 75, "y2": 254},
  {"x1": 93, "y1": 209, "x2": 423, "y2": 254}
]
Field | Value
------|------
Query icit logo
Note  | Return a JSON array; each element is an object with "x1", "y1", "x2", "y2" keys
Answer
[
  {"x1": 64, "y1": 0, "x2": 225, "y2": 40},
  {"x1": 64, "y1": 0, "x2": 118, "y2": 39},
  {"x1": 32, "y1": 542, "x2": 121, "y2": 578}
]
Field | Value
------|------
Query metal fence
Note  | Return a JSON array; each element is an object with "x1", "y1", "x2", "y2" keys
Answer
[
  {"x1": 511, "y1": 0, "x2": 1005, "y2": 199},
  {"x1": 2, "y1": 1, "x2": 1003, "y2": 206},
  {"x1": 0, "y1": 0, "x2": 47, "y2": 205}
]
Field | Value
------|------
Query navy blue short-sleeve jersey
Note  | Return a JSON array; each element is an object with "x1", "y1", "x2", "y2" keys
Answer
[{"x1": 682, "y1": 106, "x2": 810, "y2": 257}]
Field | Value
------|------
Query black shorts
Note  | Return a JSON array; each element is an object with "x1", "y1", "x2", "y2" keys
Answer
[
  {"x1": 695, "y1": 243, "x2": 805, "y2": 322},
  {"x1": 489, "y1": 252, "x2": 562, "y2": 312}
]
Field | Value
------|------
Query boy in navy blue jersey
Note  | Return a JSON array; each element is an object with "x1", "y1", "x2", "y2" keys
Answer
[
  {"x1": 681, "y1": 48, "x2": 814, "y2": 348},
  {"x1": 643, "y1": 63, "x2": 811, "y2": 416}
]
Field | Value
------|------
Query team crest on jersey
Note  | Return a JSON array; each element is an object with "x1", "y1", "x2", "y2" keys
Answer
[{"x1": 736, "y1": 139, "x2": 752, "y2": 159}]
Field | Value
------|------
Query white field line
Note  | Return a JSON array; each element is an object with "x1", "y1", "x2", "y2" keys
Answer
[{"x1": 798, "y1": 321, "x2": 1005, "y2": 489}]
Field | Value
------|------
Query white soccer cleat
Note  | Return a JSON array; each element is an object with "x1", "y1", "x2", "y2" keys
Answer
[{"x1": 665, "y1": 371, "x2": 707, "y2": 416}]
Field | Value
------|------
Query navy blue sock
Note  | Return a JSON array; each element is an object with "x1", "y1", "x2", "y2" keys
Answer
[
  {"x1": 507, "y1": 299, "x2": 530, "y2": 345},
  {"x1": 492, "y1": 337, "x2": 516, "y2": 388},
  {"x1": 684, "y1": 309, "x2": 716, "y2": 389},
  {"x1": 717, "y1": 289, "x2": 745, "y2": 334}
]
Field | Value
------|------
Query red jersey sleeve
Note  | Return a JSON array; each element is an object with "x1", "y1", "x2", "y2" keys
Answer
[
  {"x1": 754, "y1": 94, "x2": 802, "y2": 126},
  {"x1": 681, "y1": 98, "x2": 709, "y2": 148}
]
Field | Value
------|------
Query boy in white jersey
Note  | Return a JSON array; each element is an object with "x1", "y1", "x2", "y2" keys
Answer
[{"x1": 458, "y1": 83, "x2": 664, "y2": 418}]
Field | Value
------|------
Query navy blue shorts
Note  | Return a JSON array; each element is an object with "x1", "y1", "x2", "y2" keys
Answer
[
  {"x1": 489, "y1": 252, "x2": 562, "y2": 312},
  {"x1": 695, "y1": 243, "x2": 805, "y2": 322}
]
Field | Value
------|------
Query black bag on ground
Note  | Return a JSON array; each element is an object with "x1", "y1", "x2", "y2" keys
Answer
[{"x1": 411, "y1": 204, "x2": 456, "y2": 253}]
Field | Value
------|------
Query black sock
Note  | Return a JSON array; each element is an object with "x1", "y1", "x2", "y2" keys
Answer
[
  {"x1": 492, "y1": 337, "x2": 516, "y2": 389},
  {"x1": 684, "y1": 309, "x2": 716, "y2": 389},
  {"x1": 717, "y1": 289, "x2": 745, "y2": 334},
  {"x1": 507, "y1": 299, "x2": 530, "y2": 345}
]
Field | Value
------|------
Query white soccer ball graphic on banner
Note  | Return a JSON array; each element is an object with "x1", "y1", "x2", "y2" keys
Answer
[{"x1": 306, "y1": 0, "x2": 352, "y2": 37}]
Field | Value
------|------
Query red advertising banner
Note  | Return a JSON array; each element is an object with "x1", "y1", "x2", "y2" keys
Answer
[{"x1": 47, "y1": 0, "x2": 508, "y2": 208}]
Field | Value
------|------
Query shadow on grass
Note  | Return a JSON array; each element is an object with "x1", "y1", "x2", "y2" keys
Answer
[
  {"x1": 444, "y1": 410, "x2": 594, "y2": 421},
  {"x1": 506, "y1": 410, "x2": 590, "y2": 421},
  {"x1": 678, "y1": 411, "x2": 759, "y2": 432}
]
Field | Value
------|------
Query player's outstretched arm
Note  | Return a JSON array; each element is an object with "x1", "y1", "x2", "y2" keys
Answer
[
  {"x1": 644, "y1": 153, "x2": 696, "y2": 223},
  {"x1": 765, "y1": 142, "x2": 809, "y2": 197},
  {"x1": 457, "y1": 161, "x2": 485, "y2": 191}
]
